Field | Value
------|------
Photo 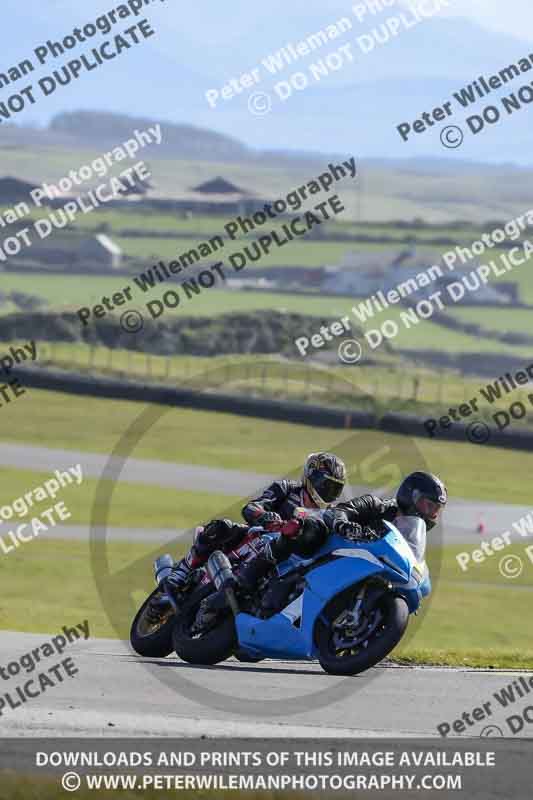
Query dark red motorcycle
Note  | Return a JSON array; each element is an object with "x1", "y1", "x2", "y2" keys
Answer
[{"x1": 129, "y1": 523, "x2": 283, "y2": 659}]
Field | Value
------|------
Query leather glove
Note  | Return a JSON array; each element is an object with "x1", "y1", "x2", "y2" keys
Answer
[
  {"x1": 359, "y1": 527, "x2": 380, "y2": 541},
  {"x1": 336, "y1": 521, "x2": 363, "y2": 539},
  {"x1": 257, "y1": 511, "x2": 283, "y2": 531},
  {"x1": 337, "y1": 521, "x2": 378, "y2": 541},
  {"x1": 381, "y1": 499, "x2": 398, "y2": 517}
]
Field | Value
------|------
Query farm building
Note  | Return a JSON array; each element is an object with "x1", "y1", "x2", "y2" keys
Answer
[
  {"x1": 143, "y1": 175, "x2": 266, "y2": 216},
  {"x1": 0, "y1": 176, "x2": 41, "y2": 204},
  {"x1": 4, "y1": 224, "x2": 123, "y2": 273}
]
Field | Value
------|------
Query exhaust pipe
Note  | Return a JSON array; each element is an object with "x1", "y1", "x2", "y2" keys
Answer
[
  {"x1": 207, "y1": 551, "x2": 239, "y2": 616},
  {"x1": 153, "y1": 554, "x2": 174, "y2": 585},
  {"x1": 153, "y1": 554, "x2": 179, "y2": 613}
]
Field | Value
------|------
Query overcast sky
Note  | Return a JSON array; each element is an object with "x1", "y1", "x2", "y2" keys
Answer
[
  {"x1": 16, "y1": 0, "x2": 533, "y2": 43},
  {"x1": 406, "y1": 0, "x2": 533, "y2": 41},
  {"x1": 3, "y1": 0, "x2": 532, "y2": 159}
]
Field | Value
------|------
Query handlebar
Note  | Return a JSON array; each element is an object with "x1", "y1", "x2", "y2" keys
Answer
[{"x1": 279, "y1": 518, "x2": 302, "y2": 538}]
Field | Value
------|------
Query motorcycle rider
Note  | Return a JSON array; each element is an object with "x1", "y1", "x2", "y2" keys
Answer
[
  {"x1": 329, "y1": 470, "x2": 448, "y2": 538},
  {"x1": 165, "y1": 452, "x2": 347, "y2": 596},
  {"x1": 238, "y1": 470, "x2": 447, "y2": 592}
]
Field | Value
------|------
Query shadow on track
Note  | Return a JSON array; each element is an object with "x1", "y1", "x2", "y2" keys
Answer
[{"x1": 122, "y1": 656, "x2": 365, "y2": 678}]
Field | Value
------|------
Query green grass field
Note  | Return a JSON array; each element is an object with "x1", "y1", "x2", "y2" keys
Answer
[
  {"x1": 0, "y1": 275, "x2": 530, "y2": 359},
  {"x1": 5, "y1": 146, "x2": 533, "y2": 223},
  {"x1": 0, "y1": 466, "x2": 239, "y2": 530},
  {"x1": 1, "y1": 386, "x2": 533, "y2": 504},
  {"x1": 4, "y1": 183, "x2": 533, "y2": 359},
  {"x1": 3, "y1": 270, "x2": 533, "y2": 361},
  {"x1": 0, "y1": 206, "x2": 503, "y2": 241},
  {"x1": 0, "y1": 274, "x2": 360, "y2": 317},
  {"x1": 1, "y1": 774, "x2": 273, "y2": 800},
  {"x1": 397, "y1": 543, "x2": 533, "y2": 668},
  {"x1": 449, "y1": 305, "x2": 533, "y2": 334},
  {"x1": 115, "y1": 235, "x2": 356, "y2": 268},
  {"x1": 352, "y1": 303, "x2": 533, "y2": 357}
]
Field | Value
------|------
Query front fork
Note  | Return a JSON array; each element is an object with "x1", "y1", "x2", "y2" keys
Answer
[
  {"x1": 333, "y1": 578, "x2": 392, "y2": 634},
  {"x1": 334, "y1": 585, "x2": 366, "y2": 632}
]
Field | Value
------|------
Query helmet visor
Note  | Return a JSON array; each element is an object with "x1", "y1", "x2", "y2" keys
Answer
[
  {"x1": 309, "y1": 471, "x2": 344, "y2": 504},
  {"x1": 413, "y1": 490, "x2": 445, "y2": 523}
]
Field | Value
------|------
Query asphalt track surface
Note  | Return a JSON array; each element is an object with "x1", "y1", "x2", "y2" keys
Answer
[
  {"x1": 0, "y1": 442, "x2": 272, "y2": 496},
  {"x1": 0, "y1": 632, "x2": 529, "y2": 738},
  {"x1": 2, "y1": 442, "x2": 531, "y2": 738}
]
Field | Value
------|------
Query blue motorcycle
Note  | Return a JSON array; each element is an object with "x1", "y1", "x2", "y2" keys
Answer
[{"x1": 170, "y1": 515, "x2": 430, "y2": 676}]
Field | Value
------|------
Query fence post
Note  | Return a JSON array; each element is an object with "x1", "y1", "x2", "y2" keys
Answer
[
  {"x1": 372, "y1": 369, "x2": 380, "y2": 400},
  {"x1": 438, "y1": 373, "x2": 445, "y2": 404},
  {"x1": 397, "y1": 372, "x2": 405, "y2": 400}
]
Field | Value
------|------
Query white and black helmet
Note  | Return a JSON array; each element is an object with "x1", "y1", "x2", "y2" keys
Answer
[{"x1": 303, "y1": 452, "x2": 346, "y2": 508}]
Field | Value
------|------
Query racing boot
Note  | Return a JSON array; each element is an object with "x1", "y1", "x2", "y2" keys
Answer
[
  {"x1": 146, "y1": 556, "x2": 193, "y2": 624},
  {"x1": 165, "y1": 520, "x2": 244, "y2": 599},
  {"x1": 165, "y1": 555, "x2": 195, "y2": 597}
]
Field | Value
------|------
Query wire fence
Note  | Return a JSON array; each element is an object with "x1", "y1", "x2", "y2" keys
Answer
[{"x1": 18, "y1": 339, "x2": 533, "y2": 426}]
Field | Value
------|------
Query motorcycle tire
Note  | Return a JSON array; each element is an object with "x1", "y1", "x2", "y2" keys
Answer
[
  {"x1": 130, "y1": 587, "x2": 176, "y2": 658},
  {"x1": 172, "y1": 585, "x2": 237, "y2": 666},
  {"x1": 315, "y1": 589, "x2": 409, "y2": 676}
]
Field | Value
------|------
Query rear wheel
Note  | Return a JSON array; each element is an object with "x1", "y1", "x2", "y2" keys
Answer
[
  {"x1": 130, "y1": 587, "x2": 175, "y2": 658},
  {"x1": 172, "y1": 585, "x2": 237, "y2": 665},
  {"x1": 315, "y1": 585, "x2": 409, "y2": 676}
]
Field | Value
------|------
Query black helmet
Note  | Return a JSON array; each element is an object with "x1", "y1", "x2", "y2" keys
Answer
[
  {"x1": 396, "y1": 471, "x2": 447, "y2": 530},
  {"x1": 303, "y1": 452, "x2": 346, "y2": 508}
]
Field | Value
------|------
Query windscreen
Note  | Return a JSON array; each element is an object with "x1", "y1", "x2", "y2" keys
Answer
[{"x1": 392, "y1": 516, "x2": 427, "y2": 562}]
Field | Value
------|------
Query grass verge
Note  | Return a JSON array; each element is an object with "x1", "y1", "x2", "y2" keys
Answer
[
  {"x1": 0, "y1": 466, "x2": 240, "y2": 530},
  {"x1": 0, "y1": 774, "x2": 291, "y2": 800}
]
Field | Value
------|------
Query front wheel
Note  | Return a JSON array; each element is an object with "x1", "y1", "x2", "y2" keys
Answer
[
  {"x1": 315, "y1": 588, "x2": 409, "y2": 676},
  {"x1": 130, "y1": 587, "x2": 176, "y2": 658},
  {"x1": 172, "y1": 585, "x2": 237, "y2": 665}
]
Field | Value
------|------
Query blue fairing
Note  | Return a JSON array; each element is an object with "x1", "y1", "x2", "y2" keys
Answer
[{"x1": 235, "y1": 519, "x2": 431, "y2": 661}]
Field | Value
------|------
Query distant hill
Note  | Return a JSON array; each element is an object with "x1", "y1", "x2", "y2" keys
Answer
[
  {"x1": 49, "y1": 111, "x2": 249, "y2": 161},
  {"x1": 3, "y1": 110, "x2": 531, "y2": 180}
]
